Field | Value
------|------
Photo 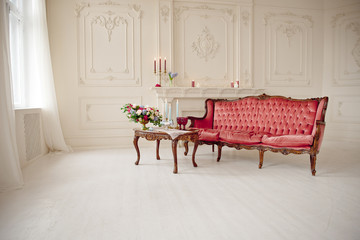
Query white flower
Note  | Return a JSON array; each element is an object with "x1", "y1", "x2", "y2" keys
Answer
[{"x1": 136, "y1": 109, "x2": 142, "y2": 115}]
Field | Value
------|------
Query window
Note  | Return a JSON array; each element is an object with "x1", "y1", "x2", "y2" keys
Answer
[{"x1": 8, "y1": 0, "x2": 24, "y2": 107}]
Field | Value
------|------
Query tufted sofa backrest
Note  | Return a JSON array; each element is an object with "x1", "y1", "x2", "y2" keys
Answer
[{"x1": 213, "y1": 97, "x2": 321, "y2": 136}]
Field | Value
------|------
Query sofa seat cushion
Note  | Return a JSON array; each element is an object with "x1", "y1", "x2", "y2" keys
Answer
[
  {"x1": 219, "y1": 130, "x2": 263, "y2": 144},
  {"x1": 198, "y1": 129, "x2": 220, "y2": 141},
  {"x1": 262, "y1": 134, "x2": 313, "y2": 147}
]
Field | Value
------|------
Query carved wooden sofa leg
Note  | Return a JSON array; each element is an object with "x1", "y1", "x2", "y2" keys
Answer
[
  {"x1": 310, "y1": 154, "x2": 317, "y2": 176},
  {"x1": 217, "y1": 144, "x2": 222, "y2": 162},
  {"x1": 212, "y1": 144, "x2": 215, "y2": 152},
  {"x1": 259, "y1": 149, "x2": 265, "y2": 169}
]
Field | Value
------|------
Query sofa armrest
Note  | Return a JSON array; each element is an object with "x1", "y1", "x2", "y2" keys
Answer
[
  {"x1": 313, "y1": 120, "x2": 326, "y2": 153},
  {"x1": 188, "y1": 99, "x2": 214, "y2": 129}
]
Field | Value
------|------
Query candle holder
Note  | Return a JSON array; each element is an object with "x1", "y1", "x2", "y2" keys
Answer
[{"x1": 154, "y1": 69, "x2": 167, "y2": 87}]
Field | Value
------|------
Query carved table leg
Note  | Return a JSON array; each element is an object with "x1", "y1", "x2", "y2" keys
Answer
[
  {"x1": 259, "y1": 149, "x2": 265, "y2": 169},
  {"x1": 310, "y1": 154, "x2": 317, "y2": 176},
  {"x1": 192, "y1": 140, "x2": 199, "y2": 167},
  {"x1": 184, "y1": 141, "x2": 189, "y2": 156},
  {"x1": 217, "y1": 145, "x2": 222, "y2": 162},
  {"x1": 133, "y1": 135, "x2": 140, "y2": 165},
  {"x1": 156, "y1": 139, "x2": 161, "y2": 160},
  {"x1": 172, "y1": 140, "x2": 179, "y2": 174}
]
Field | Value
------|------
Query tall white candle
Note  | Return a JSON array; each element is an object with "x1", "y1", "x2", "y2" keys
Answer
[
  {"x1": 165, "y1": 99, "x2": 168, "y2": 120},
  {"x1": 176, "y1": 100, "x2": 179, "y2": 119},
  {"x1": 169, "y1": 104, "x2": 172, "y2": 121}
]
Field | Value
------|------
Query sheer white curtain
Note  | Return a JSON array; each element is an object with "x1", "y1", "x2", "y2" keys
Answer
[
  {"x1": 0, "y1": 0, "x2": 24, "y2": 192},
  {"x1": 23, "y1": 0, "x2": 69, "y2": 152}
]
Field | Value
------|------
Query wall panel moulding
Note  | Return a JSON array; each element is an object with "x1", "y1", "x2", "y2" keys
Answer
[
  {"x1": 75, "y1": 1, "x2": 142, "y2": 87},
  {"x1": 331, "y1": 11, "x2": 360, "y2": 86},
  {"x1": 264, "y1": 11, "x2": 313, "y2": 87},
  {"x1": 158, "y1": 1, "x2": 253, "y2": 88}
]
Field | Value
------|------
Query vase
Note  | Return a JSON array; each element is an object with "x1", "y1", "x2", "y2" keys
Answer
[{"x1": 140, "y1": 120, "x2": 149, "y2": 130}]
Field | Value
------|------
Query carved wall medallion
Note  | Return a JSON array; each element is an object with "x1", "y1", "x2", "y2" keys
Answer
[{"x1": 192, "y1": 27, "x2": 219, "y2": 61}]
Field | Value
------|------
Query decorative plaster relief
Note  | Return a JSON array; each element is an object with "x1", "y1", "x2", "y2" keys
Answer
[
  {"x1": 192, "y1": 27, "x2": 219, "y2": 61},
  {"x1": 174, "y1": 4, "x2": 234, "y2": 22},
  {"x1": 264, "y1": 11, "x2": 313, "y2": 87},
  {"x1": 160, "y1": 5, "x2": 170, "y2": 23},
  {"x1": 80, "y1": 96, "x2": 141, "y2": 129},
  {"x1": 332, "y1": 95, "x2": 360, "y2": 123},
  {"x1": 331, "y1": 11, "x2": 360, "y2": 86},
  {"x1": 277, "y1": 21, "x2": 302, "y2": 47},
  {"x1": 346, "y1": 22, "x2": 360, "y2": 68},
  {"x1": 241, "y1": 10, "x2": 249, "y2": 26},
  {"x1": 92, "y1": 15, "x2": 127, "y2": 42},
  {"x1": 76, "y1": 1, "x2": 142, "y2": 86},
  {"x1": 172, "y1": 2, "x2": 240, "y2": 87}
]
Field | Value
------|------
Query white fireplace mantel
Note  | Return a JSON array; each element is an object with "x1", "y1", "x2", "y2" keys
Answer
[
  {"x1": 151, "y1": 87, "x2": 265, "y2": 119},
  {"x1": 151, "y1": 87, "x2": 265, "y2": 100}
]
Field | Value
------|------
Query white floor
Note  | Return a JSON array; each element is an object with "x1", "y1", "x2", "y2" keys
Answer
[{"x1": 0, "y1": 140, "x2": 360, "y2": 240}]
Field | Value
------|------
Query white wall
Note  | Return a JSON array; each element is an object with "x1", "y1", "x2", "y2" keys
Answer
[
  {"x1": 323, "y1": 0, "x2": 360, "y2": 141},
  {"x1": 46, "y1": 0, "x2": 360, "y2": 148}
]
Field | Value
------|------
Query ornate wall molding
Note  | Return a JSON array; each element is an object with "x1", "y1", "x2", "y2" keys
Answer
[
  {"x1": 172, "y1": 2, "x2": 242, "y2": 87},
  {"x1": 80, "y1": 96, "x2": 141, "y2": 129},
  {"x1": 241, "y1": 10, "x2": 249, "y2": 26},
  {"x1": 192, "y1": 27, "x2": 219, "y2": 61},
  {"x1": 92, "y1": 15, "x2": 127, "y2": 42},
  {"x1": 76, "y1": 1, "x2": 142, "y2": 86},
  {"x1": 174, "y1": 4, "x2": 234, "y2": 22},
  {"x1": 264, "y1": 11, "x2": 313, "y2": 87},
  {"x1": 331, "y1": 10, "x2": 360, "y2": 86},
  {"x1": 160, "y1": 5, "x2": 170, "y2": 23},
  {"x1": 332, "y1": 95, "x2": 360, "y2": 123}
]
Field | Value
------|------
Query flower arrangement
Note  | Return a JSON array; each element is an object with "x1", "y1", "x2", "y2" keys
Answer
[
  {"x1": 121, "y1": 104, "x2": 162, "y2": 130},
  {"x1": 168, "y1": 72, "x2": 178, "y2": 86}
]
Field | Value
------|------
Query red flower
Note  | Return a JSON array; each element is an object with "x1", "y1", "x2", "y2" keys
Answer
[{"x1": 144, "y1": 115, "x2": 148, "y2": 121}]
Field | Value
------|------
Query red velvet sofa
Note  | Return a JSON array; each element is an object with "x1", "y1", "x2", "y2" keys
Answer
[{"x1": 187, "y1": 94, "x2": 329, "y2": 176}]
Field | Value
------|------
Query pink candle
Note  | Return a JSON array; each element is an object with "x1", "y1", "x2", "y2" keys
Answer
[
  {"x1": 236, "y1": 80, "x2": 239, "y2": 87},
  {"x1": 231, "y1": 81, "x2": 234, "y2": 88},
  {"x1": 164, "y1": 57, "x2": 166, "y2": 72},
  {"x1": 191, "y1": 80, "x2": 195, "y2": 87},
  {"x1": 154, "y1": 58, "x2": 156, "y2": 72},
  {"x1": 159, "y1": 57, "x2": 161, "y2": 72}
]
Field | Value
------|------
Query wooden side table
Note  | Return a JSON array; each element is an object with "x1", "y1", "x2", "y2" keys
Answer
[{"x1": 133, "y1": 128, "x2": 199, "y2": 173}]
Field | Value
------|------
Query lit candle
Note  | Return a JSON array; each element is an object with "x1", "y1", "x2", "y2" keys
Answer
[
  {"x1": 176, "y1": 99, "x2": 179, "y2": 119},
  {"x1": 164, "y1": 57, "x2": 167, "y2": 72},
  {"x1": 159, "y1": 57, "x2": 161, "y2": 72},
  {"x1": 191, "y1": 80, "x2": 195, "y2": 87},
  {"x1": 154, "y1": 58, "x2": 156, "y2": 72}
]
